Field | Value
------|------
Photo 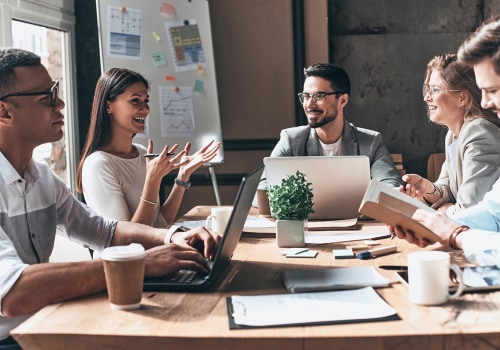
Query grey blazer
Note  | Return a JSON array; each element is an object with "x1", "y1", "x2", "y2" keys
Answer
[
  {"x1": 269, "y1": 120, "x2": 403, "y2": 187},
  {"x1": 434, "y1": 117, "x2": 500, "y2": 214}
]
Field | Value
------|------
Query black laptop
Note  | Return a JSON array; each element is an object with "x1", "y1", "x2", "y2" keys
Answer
[{"x1": 143, "y1": 165, "x2": 264, "y2": 292}]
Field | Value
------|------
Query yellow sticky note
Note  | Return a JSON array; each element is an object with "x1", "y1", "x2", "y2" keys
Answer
[{"x1": 152, "y1": 32, "x2": 161, "y2": 41}]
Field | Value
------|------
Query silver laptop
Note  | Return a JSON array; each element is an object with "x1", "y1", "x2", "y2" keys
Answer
[
  {"x1": 263, "y1": 156, "x2": 370, "y2": 220},
  {"x1": 143, "y1": 165, "x2": 264, "y2": 292}
]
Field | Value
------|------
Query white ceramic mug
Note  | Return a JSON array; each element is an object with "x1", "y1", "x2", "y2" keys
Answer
[
  {"x1": 407, "y1": 251, "x2": 465, "y2": 305},
  {"x1": 205, "y1": 207, "x2": 232, "y2": 235}
]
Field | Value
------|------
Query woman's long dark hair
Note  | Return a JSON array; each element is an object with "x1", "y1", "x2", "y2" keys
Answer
[{"x1": 76, "y1": 68, "x2": 149, "y2": 193}]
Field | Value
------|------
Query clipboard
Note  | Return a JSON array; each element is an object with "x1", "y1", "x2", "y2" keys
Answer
[{"x1": 226, "y1": 287, "x2": 400, "y2": 329}]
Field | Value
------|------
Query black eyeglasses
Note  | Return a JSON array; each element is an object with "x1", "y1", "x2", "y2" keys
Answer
[
  {"x1": 297, "y1": 91, "x2": 344, "y2": 104},
  {"x1": 0, "y1": 80, "x2": 59, "y2": 107}
]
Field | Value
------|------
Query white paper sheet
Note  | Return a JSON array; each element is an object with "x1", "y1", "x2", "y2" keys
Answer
[{"x1": 230, "y1": 287, "x2": 396, "y2": 327}]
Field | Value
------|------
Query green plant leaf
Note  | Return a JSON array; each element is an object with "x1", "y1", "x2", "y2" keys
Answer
[{"x1": 267, "y1": 170, "x2": 314, "y2": 220}]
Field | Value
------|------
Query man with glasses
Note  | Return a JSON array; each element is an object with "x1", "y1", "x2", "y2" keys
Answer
[
  {"x1": 269, "y1": 63, "x2": 403, "y2": 187},
  {"x1": 393, "y1": 16, "x2": 500, "y2": 263},
  {"x1": 0, "y1": 80, "x2": 59, "y2": 107},
  {"x1": 0, "y1": 48, "x2": 219, "y2": 348}
]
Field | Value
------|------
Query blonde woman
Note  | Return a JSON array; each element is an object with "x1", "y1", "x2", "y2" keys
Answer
[{"x1": 401, "y1": 53, "x2": 500, "y2": 215}]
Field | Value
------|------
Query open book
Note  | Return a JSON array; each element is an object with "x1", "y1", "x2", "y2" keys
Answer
[{"x1": 358, "y1": 179, "x2": 441, "y2": 243}]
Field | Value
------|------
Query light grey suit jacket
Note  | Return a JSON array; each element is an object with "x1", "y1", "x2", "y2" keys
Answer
[
  {"x1": 435, "y1": 117, "x2": 500, "y2": 214},
  {"x1": 269, "y1": 120, "x2": 403, "y2": 187}
]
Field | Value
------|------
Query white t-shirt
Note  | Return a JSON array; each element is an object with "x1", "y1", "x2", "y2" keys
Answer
[
  {"x1": 82, "y1": 144, "x2": 167, "y2": 228},
  {"x1": 319, "y1": 136, "x2": 342, "y2": 156}
]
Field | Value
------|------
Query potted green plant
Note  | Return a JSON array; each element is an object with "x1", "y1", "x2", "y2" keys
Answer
[{"x1": 267, "y1": 170, "x2": 314, "y2": 247}]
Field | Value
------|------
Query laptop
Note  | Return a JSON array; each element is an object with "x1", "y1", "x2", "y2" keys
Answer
[
  {"x1": 263, "y1": 156, "x2": 370, "y2": 220},
  {"x1": 143, "y1": 164, "x2": 264, "y2": 292}
]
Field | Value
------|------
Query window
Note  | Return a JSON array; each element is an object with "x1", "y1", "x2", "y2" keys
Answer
[{"x1": 0, "y1": 0, "x2": 79, "y2": 193}]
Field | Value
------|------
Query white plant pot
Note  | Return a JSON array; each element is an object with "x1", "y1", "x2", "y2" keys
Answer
[{"x1": 276, "y1": 219, "x2": 307, "y2": 248}]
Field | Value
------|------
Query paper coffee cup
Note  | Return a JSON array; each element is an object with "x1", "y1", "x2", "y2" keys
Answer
[
  {"x1": 102, "y1": 243, "x2": 146, "y2": 310},
  {"x1": 256, "y1": 189, "x2": 271, "y2": 217}
]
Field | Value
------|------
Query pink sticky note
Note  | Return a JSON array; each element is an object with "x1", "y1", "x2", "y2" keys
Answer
[{"x1": 160, "y1": 2, "x2": 175, "y2": 17}]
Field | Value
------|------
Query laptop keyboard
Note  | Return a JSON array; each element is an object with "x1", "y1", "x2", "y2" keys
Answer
[{"x1": 145, "y1": 269, "x2": 198, "y2": 284}]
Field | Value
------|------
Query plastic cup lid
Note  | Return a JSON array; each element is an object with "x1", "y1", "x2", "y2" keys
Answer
[{"x1": 101, "y1": 243, "x2": 146, "y2": 261}]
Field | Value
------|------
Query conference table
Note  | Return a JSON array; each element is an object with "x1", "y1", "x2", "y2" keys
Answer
[{"x1": 11, "y1": 206, "x2": 500, "y2": 350}]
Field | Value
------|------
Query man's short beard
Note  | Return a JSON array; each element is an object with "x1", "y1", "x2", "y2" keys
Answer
[{"x1": 308, "y1": 114, "x2": 336, "y2": 128}]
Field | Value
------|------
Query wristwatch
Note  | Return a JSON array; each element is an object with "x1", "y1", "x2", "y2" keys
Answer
[{"x1": 174, "y1": 178, "x2": 191, "y2": 189}]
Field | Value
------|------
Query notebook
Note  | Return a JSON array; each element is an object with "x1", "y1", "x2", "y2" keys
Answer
[
  {"x1": 263, "y1": 156, "x2": 370, "y2": 220},
  {"x1": 143, "y1": 165, "x2": 264, "y2": 292},
  {"x1": 282, "y1": 266, "x2": 390, "y2": 293}
]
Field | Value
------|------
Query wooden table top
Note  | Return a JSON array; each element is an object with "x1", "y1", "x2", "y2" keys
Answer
[{"x1": 11, "y1": 206, "x2": 500, "y2": 350}]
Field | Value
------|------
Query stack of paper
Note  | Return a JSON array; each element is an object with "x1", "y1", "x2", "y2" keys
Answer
[{"x1": 243, "y1": 216, "x2": 359, "y2": 233}]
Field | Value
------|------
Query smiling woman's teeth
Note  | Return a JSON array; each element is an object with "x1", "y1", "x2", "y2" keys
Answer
[{"x1": 133, "y1": 117, "x2": 145, "y2": 123}]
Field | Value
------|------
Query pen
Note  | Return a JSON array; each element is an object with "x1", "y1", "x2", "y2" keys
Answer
[
  {"x1": 143, "y1": 153, "x2": 176, "y2": 158},
  {"x1": 356, "y1": 244, "x2": 398, "y2": 260},
  {"x1": 378, "y1": 265, "x2": 408, "y2": 271}
]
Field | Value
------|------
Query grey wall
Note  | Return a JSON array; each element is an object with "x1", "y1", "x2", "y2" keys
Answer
[
  {"x1": 329, "y1": 0, "x2": 500, "y2": 175},
  {"x1": 74, "y1": 1, "x2": 500, "y2": 211}
]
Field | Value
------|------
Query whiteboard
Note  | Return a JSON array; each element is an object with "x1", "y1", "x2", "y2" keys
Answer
[{"x1": 95, "y1": 0, "x2": 223, "y2": 163}]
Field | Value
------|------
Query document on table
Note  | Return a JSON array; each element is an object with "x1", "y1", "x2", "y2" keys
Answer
[
  {"x1": 178, "y1": 217, "x2": 389, "y2": 243},
  {"x1": 242, "y1": 217, "x2": 360, "y2": 234},
  {"x1": 227, "y1": 286, "x2": 398, "y2": 328},
  {"x1": 305, "y1": 231, "x2": 390, "y2": 244}
]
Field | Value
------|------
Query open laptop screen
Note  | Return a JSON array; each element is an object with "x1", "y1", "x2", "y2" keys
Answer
[{"x1": 263, "y1": 156, "x2": 370, "y2": 220}]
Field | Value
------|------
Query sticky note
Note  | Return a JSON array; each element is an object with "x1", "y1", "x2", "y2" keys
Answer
[
  {"x1": 286, "y1": 250, "x2": 318, "y2": 258},
  {"x1": 152, "y1": 51, "x2": 167, "y2": 67},
  {"x1": 165, "y1": 75, "x2": 176, "y2": 81},
  {"x1": 160, "y1": 2, "x2": 175, "y2": 17},
  {"x1": 152, "y1": 32, "x2": 161, "y2": 41},
  {"x1": 332, "y1": 249, "x2": 355, "y2": 259},
  {"x1": 194, "y1": 80, "x2": 204, "y2": 93},
  {"x1": 349, "y1": 244, "x2": 369, "y2": 250},
  {"x1": 281, "y1": 248, "x2": 308, "y2": 256}
]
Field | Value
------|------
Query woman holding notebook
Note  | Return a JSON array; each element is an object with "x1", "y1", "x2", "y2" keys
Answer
[{"x1": 400, "y1": 53, "x2": 500, "y2": 215}]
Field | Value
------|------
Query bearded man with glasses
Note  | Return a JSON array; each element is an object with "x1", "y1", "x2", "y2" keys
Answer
[{"x1": 268, "y1": 63, "x2": 403, "y2": 188}]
